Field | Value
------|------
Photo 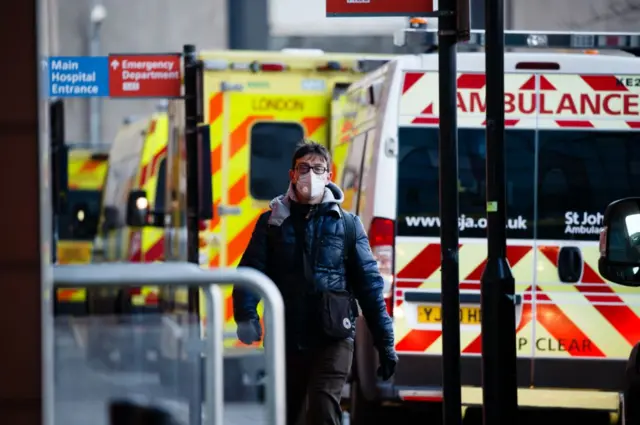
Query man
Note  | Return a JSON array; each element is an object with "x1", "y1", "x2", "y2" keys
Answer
[{"x1": 233, "y1": 141, "x2": 397, "y2": 425}]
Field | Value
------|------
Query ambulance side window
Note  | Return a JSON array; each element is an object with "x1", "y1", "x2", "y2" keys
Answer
[
  {"x1": 250, "y1": 122, "x2": 305, "y2": 200},
  {"x1": 155, "y1": 158, "x2": 167, "y2": 212},
  {"x1": 537, "y1": 130, "x2": 640, "y2": 241},
  {"x1": 341, "y1": 131, "x2": 368, "y2": 214}
]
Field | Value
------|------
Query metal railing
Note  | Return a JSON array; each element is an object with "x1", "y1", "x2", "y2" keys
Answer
[{"x1": 53, "y1": 262, "x2": 285, "y2": 425}]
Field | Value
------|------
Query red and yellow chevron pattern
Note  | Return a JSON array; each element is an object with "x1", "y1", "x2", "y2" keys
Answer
[
  {"x1": 202, "y1": 90, "x2": 329, "y2": 348},
  {"x1": 394, "y1": 240, "x2": 640, "y2": 359},
  {"x1": 67, "y1": 150, "x2": 109, "y2": 190}
]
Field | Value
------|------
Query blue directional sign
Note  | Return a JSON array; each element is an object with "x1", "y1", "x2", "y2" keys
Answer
[{"x1": 48, "y1": 56, "x2": 109, "y2": 98}]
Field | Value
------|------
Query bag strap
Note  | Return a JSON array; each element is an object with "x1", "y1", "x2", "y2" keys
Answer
[
  {"x1": 340, "y1": 207, "x2": 361, "y2": 318},
  {"x1": 341, "y1": 208, "x2": 357, "y2": 267}
]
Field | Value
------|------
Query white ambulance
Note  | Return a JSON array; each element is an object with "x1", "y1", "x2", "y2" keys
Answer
[{"x1": 337, "y1": 30, "x2": 640, "y2": 424}]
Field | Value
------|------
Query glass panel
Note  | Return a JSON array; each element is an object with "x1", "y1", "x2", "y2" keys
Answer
[
  {"x1": 249, "y1": 122, "x2": 304, "y2": 201},
  {"x1": 537, "y1": 130, "x2": 640, "y2": 241},
  {"x1": 396, "y1": 127, "x2": 536, "y2": 238}
]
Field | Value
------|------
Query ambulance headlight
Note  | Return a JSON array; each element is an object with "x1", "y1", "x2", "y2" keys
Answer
[{"x1": 527, "y1": 34, "x2": 548, "y2": 47}]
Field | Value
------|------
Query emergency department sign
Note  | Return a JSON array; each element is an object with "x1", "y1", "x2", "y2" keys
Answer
[
  {"x1": 46, "y1": 53, "x2": 182, "y2": 98},
  {"x1": 108, "y1": 54, "x2": 182, "y2": 98}
]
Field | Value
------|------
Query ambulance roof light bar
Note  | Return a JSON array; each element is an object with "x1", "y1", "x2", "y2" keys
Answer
[{"x1": 398, "y1": 29, "x2": 640, "y2": 53}]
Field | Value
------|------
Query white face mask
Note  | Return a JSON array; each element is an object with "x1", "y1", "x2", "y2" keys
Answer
[{"x1": 297, "y1": 171, "x2": 326, "y2": 201}]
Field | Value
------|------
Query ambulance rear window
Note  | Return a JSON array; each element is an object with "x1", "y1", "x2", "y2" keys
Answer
[
  {"x1": 250, "y1": 122, "x2": 305, "y2": 200},
  {"x1": 537, "y1": 130, "x2": 640, "y2": 241},
  {"x1": 59, "y1": 190, "x2": 102, "y2": 241},
  {"x1": 396, "y1": 126, "x2": 640, "y2": 241},
  {"x1": 396, "y1": 126, "x2": 535, "y2": 239}
]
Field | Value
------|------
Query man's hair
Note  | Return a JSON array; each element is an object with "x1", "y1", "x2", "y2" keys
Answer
[{"x1": 290, "y1": 139, "x2": 331, "y2": 170}]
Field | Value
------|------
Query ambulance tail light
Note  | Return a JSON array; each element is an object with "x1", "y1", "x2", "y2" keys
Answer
[
  {"x1": 228, "y1": 62, "x2": 287, "y2": 72},
  {"x1": 198, "y1": 220, "x2": 209, "y2": 248},
  {"x1": 255, "y1": 62, "x2": 287, "y2": 72},
  {"x1": 368, "y1": 217, "x2": 395, "y2": 317}
]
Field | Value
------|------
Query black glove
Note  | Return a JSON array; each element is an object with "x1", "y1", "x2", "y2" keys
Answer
[
  {"x1": 377, "y1": 347, "x2": 398, "y2": 381},
  {"x1": 237, "y1": 319, "x2": 262, "y2": 345}
]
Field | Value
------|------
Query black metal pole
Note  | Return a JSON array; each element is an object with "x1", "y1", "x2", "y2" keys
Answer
[
  {"x1": 50, "y1": 99, "x2": 65, "y2": 266},
  {"x1": 183, "y1": 43, "x2": 202, "y2": 425},
  {"x1": 184, "y1": 44, "x2": 201, "y2": 314},
  {"x1": 438, "y1": 2, "x2": 462, "y2": 424},
  {"x1": 480, "y1": 0, "x2": 519, "y2": 421}
]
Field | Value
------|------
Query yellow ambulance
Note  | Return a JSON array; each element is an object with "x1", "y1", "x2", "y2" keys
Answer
[
  {"x1": 98, "y1": 49, "x2": 394, "y2": 379},
  {"x1": 55, "y1": 145, "x2": 109, "y2": 315}
]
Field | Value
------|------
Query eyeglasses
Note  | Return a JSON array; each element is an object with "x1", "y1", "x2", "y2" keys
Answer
[{"x1": 296, "y1": 163, "x2": 328, "y2": 175}]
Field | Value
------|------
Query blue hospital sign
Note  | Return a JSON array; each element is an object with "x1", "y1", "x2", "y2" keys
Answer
[{"x1": 48, "y1": 56, "x2": 109, "y2": 97}]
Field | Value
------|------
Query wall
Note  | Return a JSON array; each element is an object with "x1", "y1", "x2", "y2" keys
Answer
[
  {"x1": 54, "y1": 0, "x2": 640, "y2": 145},
  {"x1": 55, "y1": 0, "x2": 227, "y2": 146},
  {"x1": 510, "y1": 0, "x2": 640, "y2": 30},
  {"x1": 269, "y1": 0, "x2": 640, "y2": 53}
]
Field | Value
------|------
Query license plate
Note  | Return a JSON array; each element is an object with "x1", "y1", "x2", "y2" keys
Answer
[
  {"x1": 57, "y1": 246, "x2": 91, "y2": 264},
  {"x1": 417, "y1": 305, "x2": 482, "y2": 325}
]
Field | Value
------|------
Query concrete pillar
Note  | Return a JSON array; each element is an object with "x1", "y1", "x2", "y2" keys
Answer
[{"x1": 0, "y1": 2, "x2": 51, "y2": 425}]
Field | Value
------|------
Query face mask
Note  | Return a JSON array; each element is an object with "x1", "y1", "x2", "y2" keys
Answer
[{"x1": 297, "y1": 172, "x2": 326, "y2": 200}]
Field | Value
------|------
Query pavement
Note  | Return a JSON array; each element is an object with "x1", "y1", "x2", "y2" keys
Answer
[
  {"x1": 52, "y1": 316, "x2": 617, "y2": 425},
  {"x1": 54, "y1": 317, "x2": 266, "y2": 425}
]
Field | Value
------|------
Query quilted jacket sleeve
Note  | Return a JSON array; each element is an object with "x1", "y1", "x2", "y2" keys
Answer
[
  {"x1": 232, "y1": 211, "x2": 270, "y2": 323},
  {"x1": 349, "y1": 214, "x2": 395, "y2": 354}
]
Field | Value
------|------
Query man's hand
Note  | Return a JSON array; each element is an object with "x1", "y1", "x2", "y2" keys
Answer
[
  {"x1": 237, "y1": 319, "x2": 262, "y2": 345},
  {"x1": 377, "y1": 347, "x2": 398, "y2": 381}
]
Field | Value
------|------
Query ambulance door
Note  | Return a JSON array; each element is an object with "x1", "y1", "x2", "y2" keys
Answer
[
  {"x1": 209, "y1": 87, "x2": 324, "y2": 345},
  {"x1": 393, "y1": 71, "x2": 534, "y2": 390},
  {"x1": 532, "y1": 72, "x2": 640, "y2": 391},
  {"x1": 211, "y1": 90, "x2": 328, "y2": 268}
]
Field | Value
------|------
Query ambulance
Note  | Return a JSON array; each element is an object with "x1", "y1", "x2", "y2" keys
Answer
[
  {"x1": 55, "y1": 145, "x2": 109, "y2": 316},
  {"x1": 100, "y1": 50, "x2": 394, "y2": 380},
  {"x1": 98, "y1": 113, "x2": 169, "y2": 309},
  {"x1": 335, "y1": 30, "x2": 640, "y2": 423}
]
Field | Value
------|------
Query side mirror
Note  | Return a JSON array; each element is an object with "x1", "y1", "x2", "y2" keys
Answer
[
  {"x1": 126, "y1": 190, "x2": 150, "y2": 227},
  {"x1": 598, "y1": 197, "x2": 640, "y2": 287}
]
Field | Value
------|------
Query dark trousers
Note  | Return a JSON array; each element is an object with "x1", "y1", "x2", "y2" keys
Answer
[{"x1": 286, "y1": 339, "x2": 353, "y2": 425}]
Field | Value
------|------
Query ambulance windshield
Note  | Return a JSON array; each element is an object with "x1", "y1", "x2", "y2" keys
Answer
[{"x1": 59, "y1": 189, "x2": 102, "y2": 241}]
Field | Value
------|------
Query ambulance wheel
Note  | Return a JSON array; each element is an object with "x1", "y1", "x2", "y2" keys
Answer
[
  {"x1": 625, "y1": 342, "x2": 640, "y2": 425},
  {"x1": 462, "y1": 407, "x2": 483, "y2": 425},
  {"x1": 349, "y1": 378, "x2": 393, "y2": 425}
]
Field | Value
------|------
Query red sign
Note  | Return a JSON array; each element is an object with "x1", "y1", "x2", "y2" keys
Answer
[
  {"x1": 108, "y1": 54, "x2": 182, "y2": 98},
  {"x1": 326, "y1": 0, "x2": 434, "y2": 17}
]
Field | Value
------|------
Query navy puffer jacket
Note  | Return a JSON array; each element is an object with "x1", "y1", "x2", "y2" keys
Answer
[{"x1": 232, "y1": 182, "x2": 394, "y2": 354}]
